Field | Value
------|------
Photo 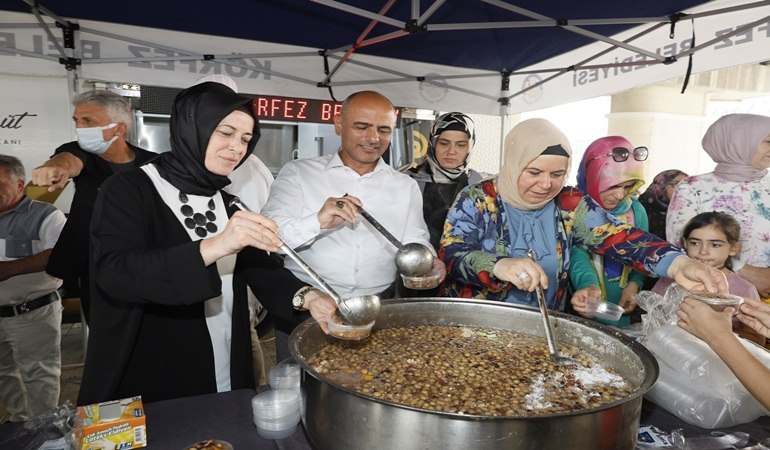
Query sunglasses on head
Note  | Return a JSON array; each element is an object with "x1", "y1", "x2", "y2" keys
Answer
[{"x1": 586, "y1": 146, "x2": 648, "y2": 168}]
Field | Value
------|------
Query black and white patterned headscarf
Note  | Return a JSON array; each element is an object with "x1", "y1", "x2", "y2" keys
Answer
[{"x1": 426, "y1": 112, "x2": 475, "y2": 181}]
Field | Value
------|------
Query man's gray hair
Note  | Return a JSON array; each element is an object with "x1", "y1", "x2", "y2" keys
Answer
[
  {"x1": 0, "y1": 154, "x2": 25, "y2": 182},
  {"x1": 73, "y1": 90, "x2": 133, "y2": 125}
]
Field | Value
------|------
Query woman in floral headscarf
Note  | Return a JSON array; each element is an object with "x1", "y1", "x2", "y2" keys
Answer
[
  {"x1": 440, "y1": 119, "x2": 727, "y2": 311},
  {"x1": 638, "y1": 169, "x2": 688, "y2": 240},
  {"x1": 569, "y1": 136, "x2": 649, "y2": 327},
  {"x1": 666, "y1": 114, "x2": 770, "y2": 298}
]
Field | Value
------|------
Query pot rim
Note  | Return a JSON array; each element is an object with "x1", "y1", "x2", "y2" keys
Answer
[{"x1": 290, "y1": 298, "x2": 659, "y2": 420}]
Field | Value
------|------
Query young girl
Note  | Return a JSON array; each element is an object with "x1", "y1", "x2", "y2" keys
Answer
[{"x1": 654, "y1": 211, "x2": 765, "y2": 345}]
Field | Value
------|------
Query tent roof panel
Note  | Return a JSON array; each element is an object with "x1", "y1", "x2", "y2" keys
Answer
[{"x1": 1, "y1": 0, "x2": 710, "y2": 72}]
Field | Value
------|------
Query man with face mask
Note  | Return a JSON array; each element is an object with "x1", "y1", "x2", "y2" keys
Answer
[{"x1": 31, "y1": 90, "x2": 156, "y2": 324}]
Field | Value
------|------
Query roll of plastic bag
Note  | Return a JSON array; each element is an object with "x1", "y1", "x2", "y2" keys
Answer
[
  {"x1": 645, "y1": 358, "x2": 768, "y2": 429},
  {"x1": 645, "y1": 325, "x2": 736, "y2": 382}
]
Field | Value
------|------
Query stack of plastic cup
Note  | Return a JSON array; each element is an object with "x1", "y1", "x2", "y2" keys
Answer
[
  {"x1": 268, "y1": 358, "x2": 301, "y2": 392},
  {"x1": 252, "y1": 389, "x2": 301, "y2": 439}
]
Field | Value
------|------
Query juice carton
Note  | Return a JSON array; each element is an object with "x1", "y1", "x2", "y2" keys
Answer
[{"x1": 77, "y1": 396, "x2": 147, "y2": 450}]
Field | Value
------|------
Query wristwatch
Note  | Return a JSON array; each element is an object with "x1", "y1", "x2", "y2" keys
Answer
[{"x1": 292, "y1": 286, "x2": 315, "y2": 311}]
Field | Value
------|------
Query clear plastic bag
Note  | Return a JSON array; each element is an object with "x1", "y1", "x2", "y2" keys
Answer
[
  {"x1": 0, "y1": 401, "x2": 77, "y2": 450},
  {"x1": 635, "y1": 283, "x2": 770, "y2": 428},
  {"x1": 635, "y1": 283, "x2": 691, "y2": 337},
  {"x1": 645, "y1": 353, "x2": 768, "y2": 429}
]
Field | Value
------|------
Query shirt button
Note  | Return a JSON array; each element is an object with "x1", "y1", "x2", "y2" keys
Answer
[{"x1": 355, "y1": 268, "x2": 360, "y2": 273}]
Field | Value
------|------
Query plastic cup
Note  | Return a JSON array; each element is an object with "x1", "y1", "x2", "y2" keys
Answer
[
  {"x1": 401, "y1": 268, "x2": 442, "y2": 290},
  {"x1": 268, "y1": 358, "x2": 301, "y2": 392},
  {"x1": 689, "y1": 291, "x2": 744, "y2": 312},
  {"x1": 326, "y1": 313, "x2": 374, "y2": 340},
  {"x1": 584, "y1": 298, "x2": 624, "y2": 321},
  {"x1": 252, "y1": 390, "x2": 301, "y2": 440}
]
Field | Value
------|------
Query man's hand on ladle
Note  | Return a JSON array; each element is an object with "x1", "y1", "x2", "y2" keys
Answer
[{"x1": 318, "y1": 195, "x2": 362, "y2": 229}]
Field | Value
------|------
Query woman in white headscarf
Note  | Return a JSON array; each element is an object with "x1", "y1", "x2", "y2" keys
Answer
[
  {"x1": 667, "y1": 114, "x2": 770, "y2": 297},
  {"x1": 440, "y1": 118, "x2": 728, "y2": 310}
]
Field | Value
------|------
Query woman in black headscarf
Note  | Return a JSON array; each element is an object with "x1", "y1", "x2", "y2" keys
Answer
[{"x1": 78, "y1": 82, "x2": 335, "y2": 405}]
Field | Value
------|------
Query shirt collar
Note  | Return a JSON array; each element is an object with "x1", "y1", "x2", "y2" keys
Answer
[
  {"x1": 3, "y1": 195, "x2": 31, "y2": 217},
  {"x1": 325, "y1": 149, "x2": 392, "y2": 177}
]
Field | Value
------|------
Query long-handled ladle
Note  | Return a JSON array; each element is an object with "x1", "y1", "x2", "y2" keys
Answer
[
  {"x1": 351, "y1": 204, "x2": 434, "y2": 277},
  {"x1": 229, "y1": 197, "x2": 381, "y2": 326},
  {"x1": 527, "y1": 249, "x2": 582, "y2": 367}
]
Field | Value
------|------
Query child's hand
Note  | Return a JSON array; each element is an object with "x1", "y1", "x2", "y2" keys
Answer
[
  {"x1": 570, "y1": 285, "x2": 601, "y2": 316},
  {"x1": 619, "y1": 282, "x2": 639, "y2": 314}
]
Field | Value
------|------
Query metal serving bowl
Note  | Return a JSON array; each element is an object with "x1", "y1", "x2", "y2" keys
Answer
[{"x1": 290, "y1": 298, "x2": 658, "y2": 450}]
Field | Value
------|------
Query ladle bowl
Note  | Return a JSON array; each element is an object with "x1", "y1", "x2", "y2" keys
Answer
[
  {"x1": 396, "y1": 243, "x2": 434, "y2": 277},
  {"x1": 333, "y1": 294, "x2": 381, "y2": 325}
]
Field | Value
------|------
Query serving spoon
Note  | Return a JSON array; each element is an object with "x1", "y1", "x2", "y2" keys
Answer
[
  {"x1": 229, "y1": 197, "x2": 381, "y2": 326},
  {"x1": 348, "y1": 203, "x2": 434, "y2": 277},
  {"x1": 526, "y1": 249, "x2": 582, "y2": 368}
]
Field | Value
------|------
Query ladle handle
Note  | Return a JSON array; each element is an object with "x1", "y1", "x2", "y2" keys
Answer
[
  {"x1": 527, "y1": 249, "x2": 558, "y2": 357},
  {"x1": 358, "y1": 208, "x2": 404, "y2": 250},
  {"x1": 229, "y1": 197, "x2": 349, "y2": 314}
]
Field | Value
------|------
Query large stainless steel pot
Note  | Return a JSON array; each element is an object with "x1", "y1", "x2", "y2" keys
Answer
[{"x1": 290, "y1": 298, "x2": 658, "y2": 450}]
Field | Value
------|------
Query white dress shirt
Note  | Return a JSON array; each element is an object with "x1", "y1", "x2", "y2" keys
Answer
[{"x1": 262, "y1": 151, "x2": 432, "y2": 298}]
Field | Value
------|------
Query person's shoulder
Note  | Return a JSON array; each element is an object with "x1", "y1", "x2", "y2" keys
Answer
[
  {"x1": 54, "y1": 141, "x2": 90, "y2": 163},
  {"x1": 24, "y1": 197, "x2": 62, "y2": 217},
  {"x1": 101, "y1": 165, "x2": 152, "y2": 193},
  {"x1": 726, "y1": 272, "x2": 760, "y2": 299},
  {"x1": 467, "y1": 169, "x2": 489, "y2": 185},
  {"x1": 557, "y1": 186, "x2": 584, "y2": 211},
  {"x1": 129, "y1": 144, "x2": 158, "y2": 163}
]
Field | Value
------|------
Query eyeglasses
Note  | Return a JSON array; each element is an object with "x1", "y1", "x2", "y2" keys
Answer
[{"x1": 586, "y1": 146, "x2": 648, "y2": 168}]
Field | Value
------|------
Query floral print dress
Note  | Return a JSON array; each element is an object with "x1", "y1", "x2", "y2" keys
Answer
[
  {"x1": 439, "y1": 178, "x2": 683, "y2": 311},
  {"x1": 666, "y1": 173, "x2": 770, "y2": 267}
]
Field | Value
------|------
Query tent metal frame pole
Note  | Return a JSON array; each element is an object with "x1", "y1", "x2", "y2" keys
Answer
[
  {"x1": 322, "y1": 0, "x2": 398, "y2": 84},
  {"x1": 503, "y1": 22, "x2": 666, "y2": 102},
  {"x1": 482, "y1": 0, "x2": 667, "y2": 62},
  {"x1": 28, "y1": 4, "x2": 68, "y2": 60},
  {"x1": 310, "y1": 0, "x2": 403, "y2": 28}
]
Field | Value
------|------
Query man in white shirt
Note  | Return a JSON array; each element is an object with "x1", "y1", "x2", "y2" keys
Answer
[{"x1": 262, "y1": 91, "x2": 445, "y2": 359}]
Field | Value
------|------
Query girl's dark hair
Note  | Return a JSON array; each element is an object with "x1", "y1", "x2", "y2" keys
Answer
[{"x1": 681, "y1": 211, "x2": 741, "y2": 270}]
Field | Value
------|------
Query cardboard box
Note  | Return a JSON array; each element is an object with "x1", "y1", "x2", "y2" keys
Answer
[{"x1": 77, "y1": 396, "x2": 147, "y2": 450}]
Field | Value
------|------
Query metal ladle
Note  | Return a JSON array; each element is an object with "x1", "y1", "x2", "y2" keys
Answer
[
  {"x1": 229, "y1": 197, "x2": 381, "y2": 326},
  {"x1": 526, "y1": 249, "x2": 583, "y2": 368},
  {"x1": 351, "y1": 204, "x2": 434, "y2": 277}
]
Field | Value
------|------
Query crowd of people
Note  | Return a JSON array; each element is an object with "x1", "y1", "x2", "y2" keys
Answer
[{"x1": 1, "y1": 81, "x2": 769, "y2": 419}]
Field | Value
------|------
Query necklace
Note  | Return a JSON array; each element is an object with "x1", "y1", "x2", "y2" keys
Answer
[{"x1": 179, "y1": 192, "x2": 217, "y2": 238}]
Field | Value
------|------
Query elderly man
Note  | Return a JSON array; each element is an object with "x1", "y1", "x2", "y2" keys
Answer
[
  {"x1": 31, "y1": 90, "x2": 156, "y2": 324},
  {"x1": 0, "y1": 155, "x2": 67, "y2": 421},
  {"x1": 262, "y1": 90, "x2": 445, "y2": 360}
]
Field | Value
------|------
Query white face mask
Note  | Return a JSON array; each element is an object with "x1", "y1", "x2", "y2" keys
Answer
[{"x1": 76, "y1": 123, "x2": 119, "y2": 155}]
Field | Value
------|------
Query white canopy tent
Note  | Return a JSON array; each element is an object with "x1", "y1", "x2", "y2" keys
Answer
[{"x1": 1, "y1": 0, "x2": 769, "y2": 116}]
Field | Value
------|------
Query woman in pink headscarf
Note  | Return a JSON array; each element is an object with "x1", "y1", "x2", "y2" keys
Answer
[
  {"x1": 569, "y1": 136, "x2": 649, "y2": 327},
  {"x1": 666, "y1": 114, "x2": 770, "y2": 297}
]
